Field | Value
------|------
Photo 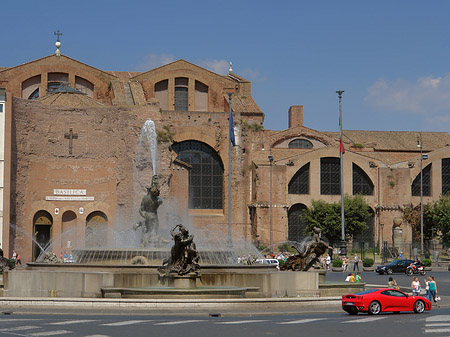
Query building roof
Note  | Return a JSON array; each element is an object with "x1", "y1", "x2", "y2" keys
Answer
[
  {"x1": 36, "y1": 92, "x2": 105, "y2": 107},
  {"x1": 323, "y1": 130, "x2": 450, "y2": 152}
]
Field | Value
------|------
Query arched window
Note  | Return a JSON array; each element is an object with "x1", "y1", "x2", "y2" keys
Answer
[
  {"x1": 22, "y1": 75, "x2": 41, "y2": 99},
  {"x1": 288, "y1": 203, "x2": 308, "y2": 243},
  {"x1": 174, "y1": 77, "x2": 188, "y2": 110},
  {"x1": 412, "y1": 163, "x2": 432, "y2": 196},
  {"x1": 172, "y1": 140, "x2": 224, "y2": 209},
  {"x1": 353, "y1": 163, "x2": 374, "y2": 195},
  {"x1": 443, "y1": 158, "x2": 450, "y2": 195},
  {"x1": 288, "y1": 163, "x2": 310, "y2": 194},
  {"x1": 62, "y1": 211, "x2": 77, "y2": 250},
  {"x1": 321, "y1": 157, "x2": 340, "y2": 195},
  {"x1": 155, "y1": 79, "x2": 168, "y2": 110},
  {"x1": 85, "y1": 211, "x2": 108, "y2": 248},
  {"x1": 75, "y1": 76, "x2": 94, "y2": 97},
  {"x1": 195, "y1": 80, "x2": 208, "y2": 111},
  {"x1": 33, "y1": 210, "x2": 53, "y2": 261},
  {"x1": 289, "y1": 139, "x2": 313, "y2": 149},
  {"x1": 47, "y1": 72, "x2": 69, "y2": 93}
]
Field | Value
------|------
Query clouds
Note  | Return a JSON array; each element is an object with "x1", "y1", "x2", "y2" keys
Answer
[
  {"x1": 365, "y1": 74, "x2": 450, "y2": 114},
  {"x1": 198, "y1": 59, "x2": 230, "y2": 75},
  {"x1": 364, "y1": 74, "x2": 450, "y2": 131},
  {"x1": 136, "y1": 54, "x2": 175, "y2": 71}
]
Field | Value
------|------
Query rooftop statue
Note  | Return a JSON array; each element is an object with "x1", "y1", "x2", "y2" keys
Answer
[{"x1": 158, "y1": 224, "x2": 200, "y2": 276}]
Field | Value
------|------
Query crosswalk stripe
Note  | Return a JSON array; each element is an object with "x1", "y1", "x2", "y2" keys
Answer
[
  {"x1": 50, "y1": 319, "x2": 98, "y2": 325},
  {"x1": 217, "y1": 320, "x2": 268, "y2": 325},
  {"x1": 427, "y1": 323, "x2": 450, "y2": 327},
  {"x1": 424, "y1": 328, "x2": 450, "y2": 334},
  {"x1": 101, "y1": 320, "x2": 150, "y2": 326},
  {"x1": 427, "y1": 315, "x2": 450, "y2": 322},
  {"x1": 0, "y1": 325, "x2": 40, "y2": 332},
  {"x1": 154, "y1": 320, "x2": 206, "y2": 325},
  {"x1": 342, "y1": 317, "x2": 387, "y2": 323},
  {"x1": 279, "y1": 318, "x2": 327, "y2": 325},
  {"x1": 29, "y1": 330, "x2": 73, "y2": 336}
]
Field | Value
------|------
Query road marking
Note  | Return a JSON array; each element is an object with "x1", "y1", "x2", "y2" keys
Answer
[
  {"x1": 217, "y1": 320, "x2": 268, "y2": 325},
  {"x1": 424, "y1": 327, "x2": 450, "y2": 334},
  {"x1": 154, "y1": 320, "x2": 206, "y2": 325},
  {"x1": 427, "y1": 323, "x2": 450, "y2": 327},
  {"x1": 279, "y1": 318, "x2": 327, "y2": 325},
  {"x1": 427, "y1": 315, "x2": 450, "y2": 322},
  {"x1": 49, "y1": 319, "x2": 98, "y2": 325},
  {"x1": 101, "y1": 320, "x2": 151, "y2": 326},
  {"x1": 0, "y1": 325, "x2": 40, "y2": 331},
  {"x1": 30, "y1": 330, "x2": 73, "y2": 336},
  {"x1": 342, "y1": 317, "x2": 387, "y2": 323}
]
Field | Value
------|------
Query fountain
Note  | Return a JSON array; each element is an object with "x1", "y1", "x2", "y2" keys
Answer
[{"x1": 2, "y1": 118, "x2": 322, "y2": 299}]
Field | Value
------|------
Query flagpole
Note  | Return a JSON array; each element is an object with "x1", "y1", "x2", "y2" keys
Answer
[
  {"x1": 337, "y1": 90, "x2": 346, "y2": 256},
  {"x1": 227, "y1": 93, "x2": 233, "y2": 247}
]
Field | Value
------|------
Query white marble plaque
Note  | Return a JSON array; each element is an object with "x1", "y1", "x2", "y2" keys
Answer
[{"x1": 46, "y1": 196, "x2": 94, "y2": 201}]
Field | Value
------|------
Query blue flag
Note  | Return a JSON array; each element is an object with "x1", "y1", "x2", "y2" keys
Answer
[{"x1": 230, "y1": 106, "x2": 235, "y2": 146}]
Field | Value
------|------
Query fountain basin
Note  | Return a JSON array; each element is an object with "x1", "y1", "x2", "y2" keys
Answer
[{"x1": 3, "y1": 264, "x2": 321, "y2": 299}]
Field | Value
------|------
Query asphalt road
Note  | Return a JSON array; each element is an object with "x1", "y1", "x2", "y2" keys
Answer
[
  {"x1": 325, "y1": 269, "x2": 450, "y2": 299},
  {"x1": 1, "y1": 308, "x2": 449, "y2": 337}
]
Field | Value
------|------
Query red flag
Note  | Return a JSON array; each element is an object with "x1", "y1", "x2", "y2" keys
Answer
[{"x1": 340, "y1": 139, "x2": 345, "y2": 154}]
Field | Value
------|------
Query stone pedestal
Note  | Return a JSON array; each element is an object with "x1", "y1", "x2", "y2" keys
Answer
[
  {"x1": 393, "y1": 227, "x2": 403, "y2": 253},
  {"x1": 160, "y1": 273, "x2": 199, "y2": 289}
]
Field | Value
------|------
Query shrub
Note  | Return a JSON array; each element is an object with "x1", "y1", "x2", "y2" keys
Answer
[
  {"x1": 363, "y1": 258, "x2": 374, "y2": 267},
  {"x1": 423, "y1": 258, "x2": 432, "y2": 267},
  {"x1": 332, "y1": 259, "x2": 343, "y2": 268}
]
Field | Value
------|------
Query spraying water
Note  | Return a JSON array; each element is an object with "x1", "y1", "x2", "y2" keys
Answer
[{"x1": 139, "y1": 119, "x2": 158, "y2": 175}]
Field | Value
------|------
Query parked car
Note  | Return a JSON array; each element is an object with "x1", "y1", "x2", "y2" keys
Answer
[
  {"x1": 256, "y1": 258, "x2": 280, "y2": 270},
  {"x1": 342, "y1": 288, "x2": 431, "y2": 315},
  {"x1": 376, "y1": 259, "x2": 414, "y2": 275}
]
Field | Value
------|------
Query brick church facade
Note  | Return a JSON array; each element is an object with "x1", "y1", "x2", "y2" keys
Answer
[{"x1": 1, "y1": 50, "x2": 450, "y2": 262}]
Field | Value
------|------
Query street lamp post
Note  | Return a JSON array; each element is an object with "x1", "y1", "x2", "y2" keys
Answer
[
  {"x1": 268, "y1": 154, "x2": 274, "y2": 254},
  {"x1": 417, "y1": 135, "x2": 424, "y2": 260},
  {"x1": 337, "y1": 90, "x2": 346, "y2": 256}
]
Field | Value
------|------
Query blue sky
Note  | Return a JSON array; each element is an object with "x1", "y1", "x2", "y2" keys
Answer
[{"x1": 3, "y1": 1, "x2": 450, "y2": 133}]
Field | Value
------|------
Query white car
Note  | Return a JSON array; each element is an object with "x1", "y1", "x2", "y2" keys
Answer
[{"x1": 256, "y1": 258, "x2": 280, "y2": 270}]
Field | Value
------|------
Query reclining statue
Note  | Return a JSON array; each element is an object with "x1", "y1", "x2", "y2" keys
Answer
[{"x1": 281, "y1": 226, "x2": 331, "y2": 271}]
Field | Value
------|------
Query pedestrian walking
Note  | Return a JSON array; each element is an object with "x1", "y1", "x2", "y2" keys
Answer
[
  {"x1": 16, "y1": 253, "x2": 22, "y2": 265},
  {"x1": 430, "y1": 276, "x2": 438, "y2": 305},
  {"x1": 325, "y1": 254, "x2": 331, "y2": 271},
  {"x1": 353, "y1": 254, "x2": 359, "y2": 271},
  {"x1": 342, "y1": 257, "x2": 348, "y2": 271},
  {"x1": 411, "y1": 276, "x2": 421, "y2": 296}
]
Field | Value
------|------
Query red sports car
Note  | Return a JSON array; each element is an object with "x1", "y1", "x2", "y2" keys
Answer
[{"x1": 342, "y1": 288, "x2": 431, "y2": 315}]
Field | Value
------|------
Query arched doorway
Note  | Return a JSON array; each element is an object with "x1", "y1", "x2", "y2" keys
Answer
[
  {"x1": 62, "y1": 211, "x2": 77, "y2": 251},
  {"x1": 33, "y1": 210, "x2": 53, "y2": 261},
  {"x1": 288, "y1": 203, "x2": 308, "y2": 243},
  {"x1": 85, "y1": 211, "x2": 108, "y2": 248}
]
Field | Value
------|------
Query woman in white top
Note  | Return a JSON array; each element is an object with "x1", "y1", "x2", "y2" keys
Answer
[{"x1": 411, "y1": 277, "x2": 421, "y2": 296}]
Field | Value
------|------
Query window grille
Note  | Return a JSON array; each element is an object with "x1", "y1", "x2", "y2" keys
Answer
[
  {"x1": 443, "y1": 158, "x2": 450, "y2": 195},
  {"x1": 289, "y1": 139, "x2": 313, "y2": 149},
  {"x1": 288, "y1": 163, "x2": 310, "y2": 194},
  {"x1": 173, "y1": 141, "x2": 223, "y2": 209},
  {"x1": 288, "y1": 204, "x2": 308, "y2": 243},
  {"x1": 321, "y1": 157, "x2": 340, "y2": 195},
  {"x1": 353, "y1": 163, "x2": 374, "y2": 195},
  {"x1": 412, "y1": 164, "x2": 431, "y2": 196}
]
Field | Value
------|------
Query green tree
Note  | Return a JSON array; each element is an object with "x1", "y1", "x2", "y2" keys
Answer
[
  {"x1": 430, "y1": 194, "x2": 450, "y2": 243},
  {"x1": 402, "y1": 203, "x2": 434, "y2": 242},
  {"x1": 302, "y1": 195, "x2": 371, "y2": 244}
]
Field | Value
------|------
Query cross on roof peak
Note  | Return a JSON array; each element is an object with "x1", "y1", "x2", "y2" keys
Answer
[{"x1": 54, "y1": 30, "x2": 63, "y2": 42}]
